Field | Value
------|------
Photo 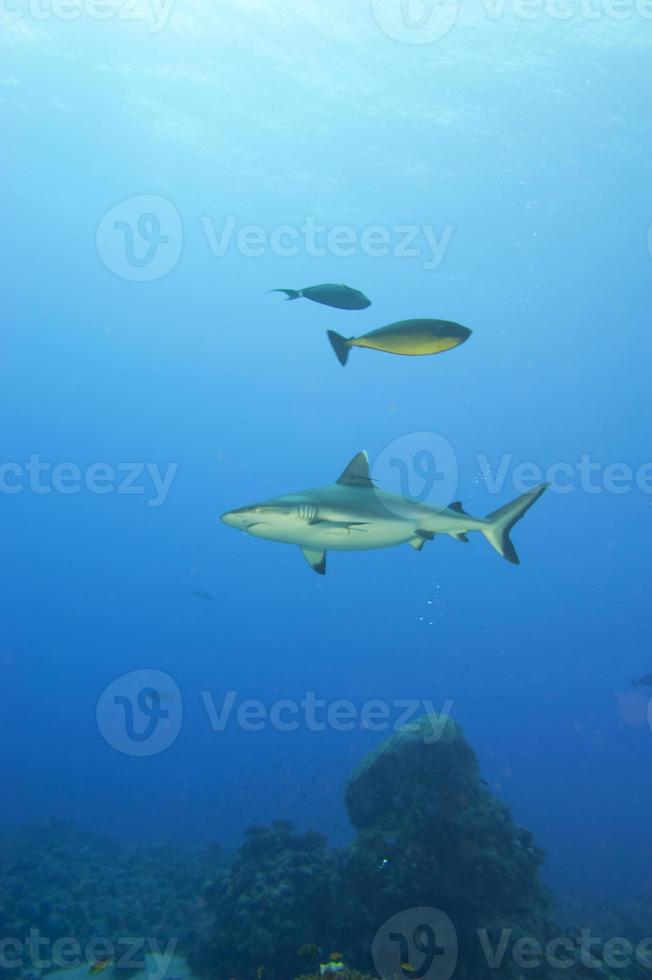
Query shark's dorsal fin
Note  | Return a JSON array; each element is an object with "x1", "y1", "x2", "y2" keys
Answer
[
  {"x1": 301, "y1": 548, "x2": 326, "y2": 575},
  {"x1": 449, "y1": 501, "x2": 470, "y2": 517},
  {"x1": 337, "y1": 451, "x2": 373, "y2": 488}
]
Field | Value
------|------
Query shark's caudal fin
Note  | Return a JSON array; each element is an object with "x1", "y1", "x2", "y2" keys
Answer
[
  {"x1": 327, "y1": 330, "x2": 352, "y2": 366},
  {"x1": 481, "y1": 483, "x2": 550, "y2": 564},
  {"x1": 268, "y1": 288, "x2": 301, "y2": 301}
]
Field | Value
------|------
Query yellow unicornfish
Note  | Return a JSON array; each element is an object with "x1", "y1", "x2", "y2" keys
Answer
[{"x1": 327, "y1": 318, "x2": 471, "y2": 366}]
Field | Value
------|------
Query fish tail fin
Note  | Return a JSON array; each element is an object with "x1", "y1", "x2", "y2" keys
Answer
[
  {"x1": 268, "y1": 288, "x2": 301, "y2": 301},
  {"x1": 481, "y1": 483, "x2": 549, "y2": 564},
  {"x1": 327, "y1": 330, "x2": 351, "y2": 367}
]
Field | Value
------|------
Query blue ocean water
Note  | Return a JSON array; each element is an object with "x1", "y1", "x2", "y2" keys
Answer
[{"x1": 1, "y1": 0, "x2": 651, "y2": 911}]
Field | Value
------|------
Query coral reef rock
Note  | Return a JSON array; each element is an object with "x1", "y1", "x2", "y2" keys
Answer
[
  {"x1": 192, "y1": 822, "x2": 338, "y2": 980},
  {"x1": 338, "y1": 714, "x2": 560, "y2": 978},
  {"x1": 0, "y1": 822, "x2": 215, "y2": 980},
  {"x1": 194, "y1": 716, "x2": 583, "y2": 980}
]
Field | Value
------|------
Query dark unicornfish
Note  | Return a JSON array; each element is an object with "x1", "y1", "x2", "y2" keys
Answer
[
  {"x1": 268, "y1": 283, "x2": 371, "y2": 310},
  {"x1": 221, "y1": 451, "x2": 549, "y2": 575},
  {"x1": 327, "y1": 318, "x2": 471, "y2": 366}
]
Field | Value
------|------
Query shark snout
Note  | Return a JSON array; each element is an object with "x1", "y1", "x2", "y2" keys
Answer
[
  {"x1": 222, "y1": 508, "x2": 251, "y2": 529},
  {"x1": 221, "y1": 506, "x2": 267, "y2": 531}
]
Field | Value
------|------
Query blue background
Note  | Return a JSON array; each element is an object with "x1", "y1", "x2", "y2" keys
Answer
[{"x1": 1, "y1": 0, "x2": 651, "y2": 903}]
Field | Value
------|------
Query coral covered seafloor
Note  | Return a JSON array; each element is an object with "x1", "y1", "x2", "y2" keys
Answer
[
  {"x1": 0, "y1": 824, "x2": 215, "y2": 980},
  {"x1": 2, "y1": 718, "x2": 651, "y2": 980}
]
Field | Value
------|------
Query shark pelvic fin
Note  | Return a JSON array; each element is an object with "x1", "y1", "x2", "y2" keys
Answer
[
  {"x1": 408, "y1": 536, "x2": 428, "y2": 551},
  {"x1": 301, "y1": 547, "x2": 327, "y2": 575},
  {"x1": 409, "y1": 529, "x2": 436, "y2": 550},
  {"x1": 337, "y1": 451, "x2": 374, "y2": 488}
]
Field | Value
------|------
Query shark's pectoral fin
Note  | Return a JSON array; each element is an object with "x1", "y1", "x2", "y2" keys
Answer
[
  {"x1": 450, "y1": 532, "x2": 469, "y2": 543},
  {"x1": 301, "y1": 548, "x2": 327, "y2": 575},
  {"x1": 409, "y1": 530, "x2": 436, "y2": 551}
]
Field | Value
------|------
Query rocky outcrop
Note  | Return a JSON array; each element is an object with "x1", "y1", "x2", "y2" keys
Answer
[
  {"x1": 192, "y1": 822, "x2": 339, "y2": 980},
  {"x1": 338, "y1": 715, "x2": 558, "y2": 978},
  {"x1": 194, "y1": 716, "x2": 572, "y2": 980}
]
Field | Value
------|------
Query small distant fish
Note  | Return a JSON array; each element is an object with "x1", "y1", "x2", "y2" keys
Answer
[
  {"x1": 320, "y1": 963, "x2": 345, "y2": 977},
  {"x1": 268, "y1": 283, "x2": 371, "y2": 310},
  {"x1": 327, "y1": 319, "x2": 471, "y2": 366},
  {"x1": 192, "y1": 590, "x2": 214, "y2": 601},
  {"x1": 88, "y1": 960, "x2": 112, "y2": 975},
  {"x1": 631, "y1": 673, "x2": 652, "y2": 688},
  {"x1": 401, "y1": 964, "x2": 416, "y2": 975},
  {"x1": 298, "y1": 945, "x2": 321, "y2": 959}
]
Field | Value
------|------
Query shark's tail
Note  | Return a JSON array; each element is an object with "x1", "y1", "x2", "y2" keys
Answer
[
  {"x1": 268, "y1": 288, "x2": 301, "y2": 301},
  {"x1": 481, "y1": 483, "x2": 549, "y2": 564},
  {"x1": 328, "y1": 330, "x2": 352, "y2": 366}
]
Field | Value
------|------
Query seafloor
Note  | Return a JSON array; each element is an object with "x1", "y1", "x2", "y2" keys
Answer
[{"x1": 2, "y1": 719, "x2": 650, "y2": 980}]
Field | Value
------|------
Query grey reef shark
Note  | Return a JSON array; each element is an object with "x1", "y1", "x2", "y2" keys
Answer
[{"x1": 221, "y1": 451, "x2": 550, "y2": 575}]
